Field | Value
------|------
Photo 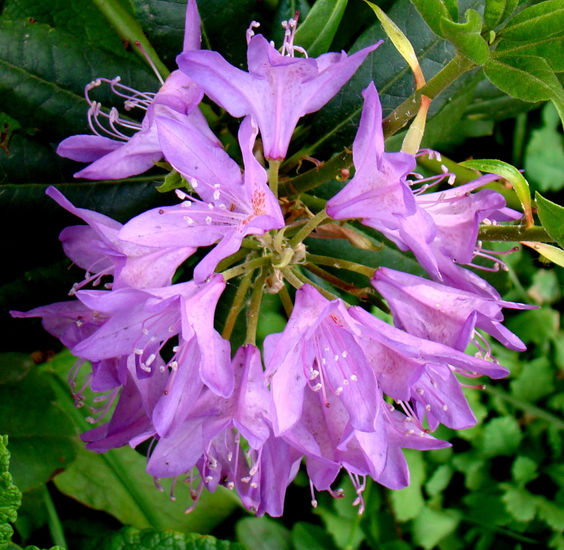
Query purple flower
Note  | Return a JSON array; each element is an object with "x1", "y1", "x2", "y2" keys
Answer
[
  {"x1": 45, "y1": 186, "x2": 194, "y2": 290},
  {"x1": 177, "y1": 22, "x2": 381, "y2": 160},
  {"x1": 71, "y1": 275, "x2": 232, "y2": 404},
  {"x1": 119, "y1": 116, "x2": 284, "y2": 282},
  {"x1": 264, "y1": 284, "x2": 380, "y2": 435},
  {"x1": 57, "y1": 0, "x2": 206, "y2": 179},
  {"x1": 349, "y1": 306, "x2": 509, "y2": 429},
  {"x1": 147, "y1": 345, "x2": 300, "y2": 516},
  {"x1": 327, "y1": 82, "x2": 416, "y2": 229},
  {"x1": 372, "y1": 267, "x2": 529, "y2": 352}
]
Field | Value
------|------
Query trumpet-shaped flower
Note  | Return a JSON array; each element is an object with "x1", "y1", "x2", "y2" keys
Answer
[
  {"x1": 177, "y1": 22, "x2": 381, "y2": 160},
  {"x1": 57, "y1": 0, "x2": 207, "y2": 180},
  {"x1": 45, "y1": 186, "x2": 194, "y2": 290},
  {"x1": 372, "y1": 267, "x2": 529, "y2": 352},
  {"x1": 326, "y1": 83, "x2": 416, "y2": 229},
  {"x1": 119, "y1": 116, "x2": 284, "y2": 282}
]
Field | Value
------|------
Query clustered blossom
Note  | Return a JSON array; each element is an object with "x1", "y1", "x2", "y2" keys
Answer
[{"x1": 13, "y1": 0, "x2": 531, "y2": 517}]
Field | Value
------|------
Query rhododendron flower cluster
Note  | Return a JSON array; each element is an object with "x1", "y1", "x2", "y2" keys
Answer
[{"x1": 12, "y1": 0, "x2": 531, "y2": 517}]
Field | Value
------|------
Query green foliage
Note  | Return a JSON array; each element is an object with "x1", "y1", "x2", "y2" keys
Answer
[
  {"x1": 236, "y1": 517, "x2": 292, "y2": 550},
  {"x1": 294, "y1": 0, "x2": 348, "y2": 57},
  {"x1": 0, "y1": 436, "x2": 22, "y2": 547},
  {"x1": 524, "y1": 104, "x2": 564, "y2": 193},
  {"x1": 439, "y1": 9, "x2": 489, "y2": 64},
  {"x1": 536, "y1": 192, "x2": 564, "y2": 248}
]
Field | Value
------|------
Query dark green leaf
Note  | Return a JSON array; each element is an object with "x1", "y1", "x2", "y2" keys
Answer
[
  {"x1": 0, "y1": 19, "x2": 156, "y2": 139},
  {"x1": 84, "y1": 526, "x2": 243, "y2": 550},
  {"x1": 0, "y1": 370, "x2": 77, "y2": 492},
  {"x1": 0, "y1": 435, "x2": 22, "y2": 547},
  {"x1": 294, "y1": 0, "x2": 347, "y2": 57},
  {"x1": 0, "y1": 353, "x2": 33, "y2": 385},
  {"x1": 129, "y1": 0, "x2": 257, "y2": 68},
  {"x1": 1, "y1": 0, "x2": 131, "y2": 59},
  {"x1": 309, "y1": 0, "x2": 462, "y2": 154},
  {"x1": 483, "y1": 54, "x2": 564, "y2": 125},
  {"x1": 236, "y1": 517, "x2": 292, "y2": 550},
  {"x1": 291, "y1": 522, "x2": 338, "y2": 550},
  {"x1": 536, "y1": 191, "x2": 564, "y2": 247},
  {"x1": 440, "y1": 9, "x2": 489, "y2": 65}
]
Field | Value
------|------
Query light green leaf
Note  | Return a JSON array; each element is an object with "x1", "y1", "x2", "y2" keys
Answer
[
  {"x1": 425, "y1": 464, "x2": 454, "y2": 497},
  {"x1": 512, "y1": 456, "x2": 538, "y2": 486},
  {"x1": 481, "y1": 417, "x2": 522, "y2": 457},
  {"x1": 500, "y1": 0, "x2": 564, "y2": 42},
  {"x1": 410, "y1": 0, "x2": 456, "y2": 37},
  {"x1": 483, "y1": 54, "x2": 564, "y2": 127},
  {"x1": 0, "y1": 435, "x2": 22, "y2": 547},
  {"x1": 522, "y1": 242, "x2": 564, "y2": 268},
  {"x1": 510, "y1": 357, "x2": 555, "y2": 403},
  {"x1": 293, "y1": 0, "x2": 348, "y2": 57},
  {"x1": 502, "y1": 486, "x2": 537, "y2": 522},
  {"x1": 83, "y1": 526, "x2": 243, "y2": 550},
  {"x1": 460, "y1": 158, "x2": 532, "y2": 225},
  {"x1": 391, "y1": 450, "x2": 425, "y2": 521},
  {"x1": 539, "y1": 498, "x2": 564, "y2": 530},
  {"x1": 484, "y1": 0, "x2": 519, "y2": 29},
  {"x1": 536, "y1": 192, "x2": 564, "y2": 247},
  {"x1": 440, "y1": 9, "x2": 490, "y2": 65},
  {"x1": 524, "y1": 105, "x2": 564, "y2": 193},
  {"x1": 412, "y1": 507, "x2": 459, "y2": 550},
  {"x1": 236, "y1": 517, "x2": 291, "y2": 550}
]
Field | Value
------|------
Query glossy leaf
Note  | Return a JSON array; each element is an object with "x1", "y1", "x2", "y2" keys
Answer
[
  {"x1": 521, "y1": 242, "x2": 564, "y2": 268},
  {"x1": 483, "y1": 54, "x2": 564, "y2": 127},
  {"x1": 460, "y1": 158, "x2": 532, "y2": 226},
  {"x1": 500, "y1": 0, "x2": 564, "y2": 43},
  {"x1": 294, "y1": 0, "x2": 348, "y2": 57},
  {"x1": 536, "y1": 192, "x2": 564, "y2": 247},
  {"x1": 410, "y1": 0, "x2": 456, "y2": 37},
  {"x1": 440, "y1": 9, "x2": 490, "y2": 65},
  {"x1": 0, "y1": 370, "x2": 77, "y2": 492},
  {"x1": 484, "y1": 0, "x2": 518, "y2": 29}
]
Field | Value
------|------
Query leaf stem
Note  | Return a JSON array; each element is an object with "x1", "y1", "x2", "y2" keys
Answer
[
  {"x1": 222, "y1": 271, "x2": 254, "y2": 340},
  {"x1": 268, "y1": 160, "x2": 281, "y2": 198},
  {"x1": 383, "y1": 53, "x2": 476, "y2": 138},
  {"x1": 478, "y1": 225, "x2": 553, "y2": 242},
  {"x1": 222, "y1": 256, "x2": 270, "y2": 281},
  {"x1": 91, "y1": 0, "x2": 169, "y2": 78},
  {"x1": 306, "y1": 253, "x2": 376, "y2": 278},
  {"x1": 245, "y1": 270, "x2": 267, "y2": 345},
  {"x1": 279, "y1": 149, "x2": 352, "y2": 197},
  {"x1": 42, "y1": 484, "x2": 67, "y2": 549},
  {"x1": 282, "y1": 267, "x2": 340, "y2": 301},
  {"x1": 289, "y1": 209, "x2": 329, "y2": 248},
  {"x1": 279, "y1": 284, "x2": 294, "y2": 317}
]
